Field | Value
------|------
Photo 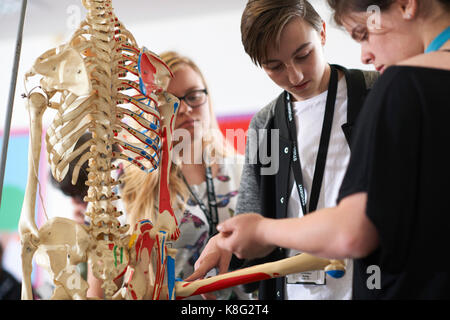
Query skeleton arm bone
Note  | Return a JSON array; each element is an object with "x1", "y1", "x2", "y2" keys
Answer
[
  {"x1": 19, "y1": 92, "x2": 47, "y2": 240},
  {"x1": 18, "y1": 92, "x2": 48, "y2": 299},
  {"x1": 175, "y1": 253, "x2": 345, "y2": 300},
  {"x1": 151, "y1": 93, "x2": 180, "y2": 241}
]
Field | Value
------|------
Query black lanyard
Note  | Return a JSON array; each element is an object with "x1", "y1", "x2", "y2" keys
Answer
[
  {"x1": 181, "y1": 166, "x2": 219, "y2": 237},
  {"x1": 286, "y1": 65, "x2": 339, "y2": 214}
]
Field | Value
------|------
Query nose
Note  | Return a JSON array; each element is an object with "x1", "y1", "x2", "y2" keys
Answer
[
  {"x1": 361, "y1": 45, "x2": 375, "y2": 65},
  {"x1": 177, "y1": 99, "x2": 192, "y2": 114},
  {"x1": 286, "y1": 64, "x2": 304, "y2": 85}
]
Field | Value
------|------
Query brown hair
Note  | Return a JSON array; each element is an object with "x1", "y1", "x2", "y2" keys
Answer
[
  {"x1": 50, "y1": 132, "x2": 91, "y2": 201},
  {"x1": 241, "y1": 0, "x2": 323, "y2": 67},
  {"x1": 327, "y1": 0, "x2": 450, "y2": 26}
]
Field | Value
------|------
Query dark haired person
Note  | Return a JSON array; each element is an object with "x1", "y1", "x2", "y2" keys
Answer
[
  {"x1": 188, "y1": 0, "x2": 378, "y2": 300},
  {"x1": 50, "y1": 133, "x2": 92, "y2": 226},
  {"x1": 0, "y1": 245, "x2": 22, "y2": 300},
  {"x1": 192, "y1": 0, "x2": 450, "y2": 299}
]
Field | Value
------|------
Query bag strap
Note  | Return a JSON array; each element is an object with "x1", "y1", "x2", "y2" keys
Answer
[{"x1": 332, "y1": 64, "x2": 368, "y2": 125}]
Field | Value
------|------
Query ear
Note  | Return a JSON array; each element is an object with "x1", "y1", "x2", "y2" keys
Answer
[
  {"x1": 320, "y1": 20, "x2": 327, "y2": 46},
  {"x1": 397, "y1": 0, "x2": 419, "y2": 20}
]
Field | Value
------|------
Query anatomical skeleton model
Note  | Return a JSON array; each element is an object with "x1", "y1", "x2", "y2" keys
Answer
[
  {"x1": 18, "y1": 0, "x2": 346, "y2": 300},
  {"x1": 20, "y1": 0, "x2": 179, "y2": 300}
]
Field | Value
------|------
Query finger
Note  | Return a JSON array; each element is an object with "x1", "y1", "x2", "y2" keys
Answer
[
  {"x1": 219, "y1": 230, "x2": 233, "y2": 238},
  {"x1": 216, "y1": 217, "x2": 236, "y2": 233},
  {"x1": 218, "y1": 225, "x2": 238, "y2": 247},
  {"x1": 185, "y1": 265, "x2": 208, "y2": 282},
  {"x1": 218, "y1": 251, "x2": 232, "y2": 275},
  {"x1": 201, "y1": 292, "x2": 217, "y2": 300},
  {"x1": 185, "y1": 253, "x2": 219, "y2": 281},
  {"x1": 218, "y1": 230, "x2": 250, "y2": 260}
]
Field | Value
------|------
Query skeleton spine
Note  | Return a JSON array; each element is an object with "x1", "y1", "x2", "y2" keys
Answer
[{"x1": 83, "y1": 0, "x2": 126, "y2": 299}]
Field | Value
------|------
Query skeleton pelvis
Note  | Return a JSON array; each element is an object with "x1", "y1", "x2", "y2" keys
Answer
[{"x1": 34, "y1": 217, "x2": 90, "y2": 275}]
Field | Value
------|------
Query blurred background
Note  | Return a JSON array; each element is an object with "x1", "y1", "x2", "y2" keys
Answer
[{"x1": 0, "y1": 0, "x2": 373, "y2": 299}]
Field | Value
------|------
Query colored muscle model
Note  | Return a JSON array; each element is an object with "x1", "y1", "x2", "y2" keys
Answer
[{"x1": 18, "y1": 0, "x2": 345, "y2": 300}]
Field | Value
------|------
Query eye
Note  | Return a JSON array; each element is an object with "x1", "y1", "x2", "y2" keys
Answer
[
  {"x1": 363, "y1": 33, "x2": 369, "y2": 41},
  {"x1": 186, "y1": 93, "x2": 202, "y2": 103},
  {"x1": 295, "y1": 51, "x2": 312, "y2": 61},
  {"x1": 183, "y1": 89, "x2": 207, "y2": 107},
  {"x1": 352, "y1": 26, "x2": 369, "y2": 42},
  {"x1": 359, "y1": 31, "x2": 369, "y2": 42},
  {"x1": 265, "y1": 63, "x2": 283, "y2": 72}
]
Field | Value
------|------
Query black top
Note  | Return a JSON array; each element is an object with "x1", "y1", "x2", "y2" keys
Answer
[
  {"x1": 337, "y1": 66, "x2": 450, "y2": 299},
  {"x1": 0, "y1": 269, "x2": 21, "y2": 300}
]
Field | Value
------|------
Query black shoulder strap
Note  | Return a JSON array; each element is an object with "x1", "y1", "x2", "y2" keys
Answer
[
  {"x1": 332, "y1": 64, "x2": 368, "y2": 125},
  {"x1": 347, "y1": 69, "x2": 368, "y2": 125},
  {"x1": 273, "y1": 91, "x2": 290, "y2": 139}
]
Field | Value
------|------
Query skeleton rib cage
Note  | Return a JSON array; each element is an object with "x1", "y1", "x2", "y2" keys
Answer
[{"x1": 18, "y1": 0, "x2": 347, "y2": 301}]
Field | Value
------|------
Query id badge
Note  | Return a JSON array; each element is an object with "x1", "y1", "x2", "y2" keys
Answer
[{"x1": 286, "y1": 270, "x2": 326, "y2": 285}]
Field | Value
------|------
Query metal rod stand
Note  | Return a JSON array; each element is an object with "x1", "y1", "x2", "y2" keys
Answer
[{"x1": 0, "y1": 0, "x2": 28, "y2": 207}]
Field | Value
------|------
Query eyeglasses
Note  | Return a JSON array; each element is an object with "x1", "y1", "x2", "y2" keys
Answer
[{"x1": 176, "y1": 89, "x2": 208, "y2": 108}]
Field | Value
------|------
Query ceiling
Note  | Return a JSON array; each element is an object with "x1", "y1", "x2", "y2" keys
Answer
[{"x1": 0, "y1": 0, "x2": 247, "y2": 39}]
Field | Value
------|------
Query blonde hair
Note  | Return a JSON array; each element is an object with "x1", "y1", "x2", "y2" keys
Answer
[{"x1": 120, "y1": 50, "x2": 236, "y2": 226}]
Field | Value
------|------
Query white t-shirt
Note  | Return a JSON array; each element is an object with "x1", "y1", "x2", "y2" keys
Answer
[{"x1": 285, "y1": 76, "x2": 354, "y2": 300}]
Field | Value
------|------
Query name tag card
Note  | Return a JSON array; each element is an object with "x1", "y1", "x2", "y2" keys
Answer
[{"x1": 286, "y1": 270, "x2": 326, "y2": 285}]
